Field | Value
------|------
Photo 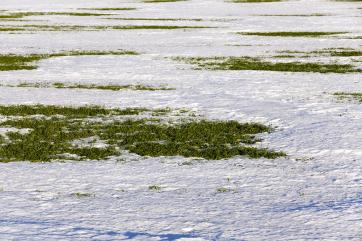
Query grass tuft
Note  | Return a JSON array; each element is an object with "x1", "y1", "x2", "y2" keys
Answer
[
  {"x1": 148, "y1": 185, "x2": 162, "y2": 191},
  {"x1": 238, "y1": 31, "x2": 347, "y2": 37},
  {"x1": 216, "y1": 187, "x2": 231, "y2": 193},
  {"x1": 70, "y1": 192, "x2": 95, "y2": 198}
]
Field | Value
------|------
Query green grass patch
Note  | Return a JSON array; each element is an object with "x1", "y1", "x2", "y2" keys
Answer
[
  {"x1": 0, "y1": 105, "x2": 285, "y2": 162},
  {"x1": 0, "y1": 12, "x2": 114, "y2": 19},
  {"x1": 148, "y1": 185, "x2": 162, "y2": 191},
  {"x1": 216, "y1": 187, "x2": 231, "y2": 193},
  {"x1": 175, "y1": 56, "x2": 362, "y2": 73},
  {"x1": 276, "y1": 48, "x2": 362, "y2": 58},
  {"x1": 0, "y1": 105, "x2": 147, "y2": 117},
  {"x1": 334, "y1": 92, "x2": 362, "y2": 102},
  {"x1": 238, "y1": 31, "x2": 347, "y2": 37},
  {"x1": 0, "y1": 54, "x2": 43, "y2": 71},
  {"x1": 315, "y1": 49, "x2": 362, "y2": 57},
  {"x1": 70, "y1": 192, "x2": 95, "y2": 198},
  {"x1": 104, "y1": 17, "x2": 202, "y2": 21},
  {"x1": 7, "y1": 82, "x2": 175, "y2": 91},
  {"x1": 48, "y1": 50, "x2": 138, "y2": 57},
  {"x1": 0, "y1": 24, "x2": 211, "y2": 32},
  {"x1": 272, "y1": 55, "x2": 297, "y2": 58},
  {"x1": 0, "y1": 50, "x2": 138, "y2": 71}
]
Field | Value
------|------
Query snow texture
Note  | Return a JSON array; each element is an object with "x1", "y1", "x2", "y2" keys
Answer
[{"x1": 0, "y1": 0, "x2": 361, "y2": 240}]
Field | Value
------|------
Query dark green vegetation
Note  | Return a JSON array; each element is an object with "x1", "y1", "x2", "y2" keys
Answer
[
  {"x1": 0, "y1": 54, "x2": 43, "y2": 71},
  {"x1": 0, "y1": 105, "x2": 285, "y2": 162},
  {"x1": 108, "y1": 25, "x2": 208, "y2": 30},
  {"x1": 70, "y1": 192, "x2": 95, "y2": 198},
  {"x1": 316, "y1": 49, "x2": 362, "y2": 57},
  {"x1": 238, "y1": 31, "x2": 347, "y2": 37},
  {"x1": 0, "y1": 12, "x2": 114, "y2": 19},
  {"x1": 175, "y1": 56, "x2": 362, "y2": 73},
  {"x1": 0, "y1": 105, "x2": 148, "y2": 117},
  {"x1": 0, "y1": 24, "x2": 210, "y2": 32},
  {"x1": 6, "y1": 82, "x2": 175, "y2": 91},
  {"x1": 276, "y1": 48, "x2": 362, "y2": 58},
  {"x1": 334, "y1": 92, "x2": 362, "y2": 102},
  {"x1": 0, "y1": 50, "x2": 138, "y2": 71},
  {"x1": 216, "y1": 187, "x2": 231, "y2": 193},
  {"x1": 148, "y1": 185, "x2": 162, "y2": 191},
  {"x1": 104, "y1": 17, "x2": 202, "y2": 21}
]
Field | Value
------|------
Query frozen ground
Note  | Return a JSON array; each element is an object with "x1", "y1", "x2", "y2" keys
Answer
[{"x1": 0, "y1": 0, "x2": 361, "y2": 240}]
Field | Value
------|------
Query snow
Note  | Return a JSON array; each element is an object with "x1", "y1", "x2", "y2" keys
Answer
[{"x1": 0, "y1": 0, "x2": 361, "y2": 240}]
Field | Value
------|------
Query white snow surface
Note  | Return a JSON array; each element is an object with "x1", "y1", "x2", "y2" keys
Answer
[{"x1": 0, "y1": 0, "x2": 362, "y2": 240}]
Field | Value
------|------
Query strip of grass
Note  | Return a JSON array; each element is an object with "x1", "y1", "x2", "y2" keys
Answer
[
  {"x1": 7, "y1": 82, "x2": 175, "y2": 91},
  {"x1": 317, "y1": 49, "x2": 362, "y2": 57},
  {"x1": 0, "y1": 105, "x2": 147, "y2": 117},
  {"x1": 0, "y1": 105, "x2": 285, "y2": 162},
  {"x1": 104, "y1": 17, "x2": 202, "y2": 21},
  {"x1": 108, "y1": 25, "x2": 209, "y2": 30},
  {"x1": 0, "y1": 24, "x2": 211, "y2": 32},
  {"x1": 334, "y1": 92, "x2": 362, "y2": 102},
  {"x1": 238, "y1": 31, "x2": 347, "y2": 37},
  {"x1": 0, "y1": 12, "x2": 113, "y2": 19},
  {"x1": 277, "y1": 48, "x2": 362, "y2": 57},
  {"x1": 0, "y1": 50, "x2": 138, "y2": 71},
  {"x1": 175, "y1": 56, "x2": 362, "y2": 73}
]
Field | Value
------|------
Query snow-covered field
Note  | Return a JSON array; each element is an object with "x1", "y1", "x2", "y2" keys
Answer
[{"x1": 0, "y1": 0, "x2": 361, "y2": 240}]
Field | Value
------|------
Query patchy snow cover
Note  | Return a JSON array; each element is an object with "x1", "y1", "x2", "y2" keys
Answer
[{"x1": 0, "y1": 0, "x2": 361, "y2": 240}]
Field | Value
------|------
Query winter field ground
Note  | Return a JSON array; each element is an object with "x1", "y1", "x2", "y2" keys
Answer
[{"x1": 0, "y1": 0, "x2": 361, "y2": 240}]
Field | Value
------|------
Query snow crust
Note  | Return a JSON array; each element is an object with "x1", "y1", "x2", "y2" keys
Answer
[{"x1": 0, "y1": 0, "x2": 361, "y2": 240}]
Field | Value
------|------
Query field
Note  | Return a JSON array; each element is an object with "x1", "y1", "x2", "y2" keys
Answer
[{"x1": 0, "y1": 0, "x2": 361, "y2": 240}]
